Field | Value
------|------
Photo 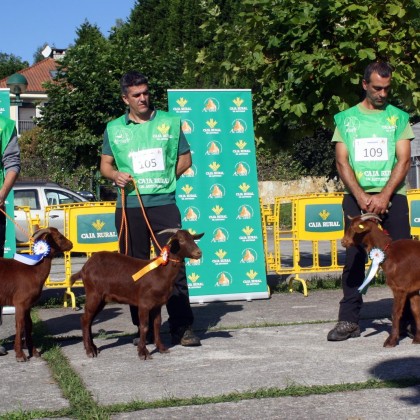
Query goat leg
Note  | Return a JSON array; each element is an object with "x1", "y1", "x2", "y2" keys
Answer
[
  {"x1": 384, "y1": 290, "x2": 407, "y2": 347},
  {"x1": 14, "y1": 308, "x2": 28, "y2": 362},
  {"x1": 24, "y1": 310, "x2": 40, "y2": 358},
  {"x1": 151, "y1": 307, "x2": 169, "y2": 354},
  {"x1": 80, "y1": 294, "x2": 105, "y2": 357},
  {"x1": 408, "y1": 293, "x2": 420, "y2": 344},
  {"x1": 81, "y1": 316, "x2": 99, "y2": 357},
  {"x1": 138, "y1": 309, "x2": 152, "y2": 360}
]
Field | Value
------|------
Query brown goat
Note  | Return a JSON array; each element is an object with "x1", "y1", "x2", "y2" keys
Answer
[
  {"x1": 71, "y1": 229, "x2": 204, "y2": 360},
  {"x1": 0, "y1": 227, "x2": 73, "y2": 361},
  {"x1": 342, "y1": 213, "x2": 420, "y2": 347}
]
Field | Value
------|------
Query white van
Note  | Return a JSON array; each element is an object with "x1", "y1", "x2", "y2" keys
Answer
[{"x1": 13, "y1": 181, "x2": 87, "y2": 246}]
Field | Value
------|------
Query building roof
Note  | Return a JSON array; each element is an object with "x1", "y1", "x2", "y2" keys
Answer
[{"x1": 0, "y1": 58, "x2": 57, "y2": 94}]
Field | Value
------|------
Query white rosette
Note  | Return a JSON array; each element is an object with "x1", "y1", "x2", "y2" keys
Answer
[
  {"x1": 33, "y1": 240, "x2": 50, "y2": 257},
  {"x1": 14, "y1": 240, "x2": 51, "y2": 265},
  {"x1": 358, "y1": 248, "x2": 386, "y2": 294}
]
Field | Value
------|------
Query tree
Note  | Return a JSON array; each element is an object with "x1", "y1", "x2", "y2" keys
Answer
[
  {"x1": 35, "y1": 0, "x2": 420, "y2": 188},
  {"x1": 38, "y1": 19, "x2": 184, "y2": 190},
  {"x1": 292, "y1": 128, "x2": 336, "y2": 179},
  {"x1": 197, "y1": 0, "x2": 420, "y2": 147},
  {"x1": 0, "y1": 53, "x2": 28, "y2": 80},
  {"x1": 37, "y1": 22, "x2": 118, "y2": 189}
]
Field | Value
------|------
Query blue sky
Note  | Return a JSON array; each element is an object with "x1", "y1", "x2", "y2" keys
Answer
[{"x1": 1, "y1": 0, "x2": 137, "y2": 64}]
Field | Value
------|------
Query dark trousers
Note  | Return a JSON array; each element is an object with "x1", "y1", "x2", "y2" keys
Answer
[
  {"x1": 115, "y1": 204, "x2": 194, "y2": 332},
  {"x1": 339, "y1": 194, "x2": 411, "y2": 323}
]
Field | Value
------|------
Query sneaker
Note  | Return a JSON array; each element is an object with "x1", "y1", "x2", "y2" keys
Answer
[
  {"x1": 171, "y1": 326, "x2": 201, "y2": 346},
  {"x1": 327, "y1": 321, "x2": 361, "y2": 341},
  {"x1": 0, "y1": 345, "x2": 7, "y2": 356}
]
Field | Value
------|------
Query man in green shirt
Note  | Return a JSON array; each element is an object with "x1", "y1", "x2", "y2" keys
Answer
[
  {"x1": 101, "y1": 71, "x2": 201, "y2": 347},
  {"x1": 328, "y1": 62, "x2": 415, "y2": 341},
  {"x1": 0, "y1": 115, "x2": 21, "y2": 355}
]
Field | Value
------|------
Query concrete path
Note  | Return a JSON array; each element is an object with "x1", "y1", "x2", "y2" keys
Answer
[{"x1": 1, "y1": 286, "x2": 420, "y2": 419}]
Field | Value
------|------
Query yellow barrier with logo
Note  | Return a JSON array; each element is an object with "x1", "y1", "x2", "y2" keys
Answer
[
  {"x1": 261, "y1": 193, "x2": 345, "y2": 296},
  {"x1": 43, "y1": 202, "x2": 118, "y2": 308},
  {"x1": 261, "y1": 190, "x2": 420, "y2": 296}
]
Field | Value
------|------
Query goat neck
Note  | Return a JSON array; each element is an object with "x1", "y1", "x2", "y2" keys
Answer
[{"x1": 362, "y1": 221, "x2": 392, "y2": 254}]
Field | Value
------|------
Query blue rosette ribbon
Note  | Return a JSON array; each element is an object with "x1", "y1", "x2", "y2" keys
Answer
[
  {"x1": 13, "y1": 240, "x2": 51, "y2": 265},
  {"x1": 358, "y1": 247, "x2": 386, "y2": 295}
]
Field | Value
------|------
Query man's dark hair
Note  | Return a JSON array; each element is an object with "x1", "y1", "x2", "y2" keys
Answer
[
  {"x1": 363, "y1": 62, "x2": 393, "y2": 83},
  {"x1": 120, "y1": 71, "x2": 149, "y2": 95}
]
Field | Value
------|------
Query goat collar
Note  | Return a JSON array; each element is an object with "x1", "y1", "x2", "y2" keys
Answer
[{"x1": 131, "y1": 246, "x2": 181, "y2": 282}]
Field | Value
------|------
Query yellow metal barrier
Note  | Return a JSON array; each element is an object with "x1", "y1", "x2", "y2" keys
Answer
[
  {"x1": 15, "y1": 206, "x2": 43, "y2": 254},
  {"x1": 43, "y1": 201, "x2": 118, "y2": 308},
  {"x1": 261, "y1": 190, "x2": 420, "y2": 297},
  {"x1": 261, "y1": 193, "x2": 345, "y2": 296}
]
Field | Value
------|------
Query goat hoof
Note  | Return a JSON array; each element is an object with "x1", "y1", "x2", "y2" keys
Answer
[
  {"x1": 16, "y1": 356, "x2": 28, "y2": 362},
  {"x1": 138, "y1": 350, "x2": 152, "y2": 360},
  {"x1": 412, "y1": 339, "x2": 420, "y2": 344},
  {"x1": 31, "y1": 349, "x2": 41, "y2": 358},
  {"x1": 157, "y1": 346, "x2": 170, "y2": 354},
  {"x1": 383, "y1": 337, "x2": 398, "y2": 348},
  {"x1": 86, "y1": 350, "x2": 98, "y2": 358}
]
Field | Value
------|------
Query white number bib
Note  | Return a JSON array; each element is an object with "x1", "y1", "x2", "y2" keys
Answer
[
  {"x1": 129, "y1": 148, "x2": 165, "y2": 174},
  {"x1": 354, "y1": 137, "x2": 388, "y2": 161}
]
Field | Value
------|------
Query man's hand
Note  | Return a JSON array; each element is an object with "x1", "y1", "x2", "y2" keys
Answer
[
  {"x1": 113, "y1": 171, "x2": 133, "y2": 188},
  {"x1": 366, "y1": 193, "x2": 390, "y2": 215}
]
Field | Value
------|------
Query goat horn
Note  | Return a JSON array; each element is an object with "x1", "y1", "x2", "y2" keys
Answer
[
  {"x1": 360, "y1": 213, "x2": 382, "y2": 222},
  {"x1": 158, "y1": 228, "x2": 179, "y2": 235},
  {"x1": 32, "y1": 228, "x2": 52, "y2": 240}
]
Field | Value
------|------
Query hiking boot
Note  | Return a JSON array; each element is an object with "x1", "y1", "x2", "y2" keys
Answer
[
  {"x1": 171, "y1": 326, "x2": 201, "y2": 346},
  {"x1": 327, "y1": 321, "x2": 361, "y2": 341},
  {"x1": 0, "y1": 345, "x2": 7, "y2": 356}
]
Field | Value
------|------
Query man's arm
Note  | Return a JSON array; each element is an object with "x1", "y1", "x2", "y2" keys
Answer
[
  {"x1": 0, "y1": 170, "x2": 19, "y2": 207},
  {"x1": 367, "y1": 139, "x2": 411, "y2": 214},
  {"x1": 335, "y1": 142, "x2": 371, "y2": 212},
  {"x1": 100, "y1": 154, "x2": 132, "y2": 188},
  {"x1": 176, "y1": 151, "x2": 192, "y2": 179},
  {"x1": 0, "y1": 132, "x2": 20, "y2": 207}
]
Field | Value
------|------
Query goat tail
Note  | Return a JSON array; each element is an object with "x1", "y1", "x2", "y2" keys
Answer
[{"x1": 70, "y1": 271, "x2": 82, "y2": 285}]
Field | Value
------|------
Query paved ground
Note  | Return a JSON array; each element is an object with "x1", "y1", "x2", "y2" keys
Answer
[{"x1": 1, "y1": 283, "x2": 420, "y2": 419}]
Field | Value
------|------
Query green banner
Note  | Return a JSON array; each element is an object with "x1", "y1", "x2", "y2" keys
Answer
[
  {"x1": 410, "y1": 200, "x2": 420, "y2": 228},
  {"x1": 305, "y1": 204, "x2": 343, "y2": 233},
  {"x1": 0, "y1": 89, "x2": 16, "y2": 257},
  {"x1": 168, "y1": 89, "x2": 268, "y2": 303},
  {"x1": 76, "y1": 213, "x2": 118, "y2": 244}
]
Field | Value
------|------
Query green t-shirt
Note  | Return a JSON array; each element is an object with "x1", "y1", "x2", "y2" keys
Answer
[
  {"x1": 103, "y1": 111, "x2": 190, "y2": 208},
  {"x1": 332, "y1": 103, "x2": 414, "y2": 195}
]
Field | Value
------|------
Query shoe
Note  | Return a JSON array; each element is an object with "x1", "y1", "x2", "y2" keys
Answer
[
  {"x1": 171, "y1": 326, "x2": 201, "y2": 346},
  {"x1": 0, "y1": 345, "x2": 7, "y2": 356},
  {"x1": 327, "y1": 321, "x2": 361, "y2": 341}
]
